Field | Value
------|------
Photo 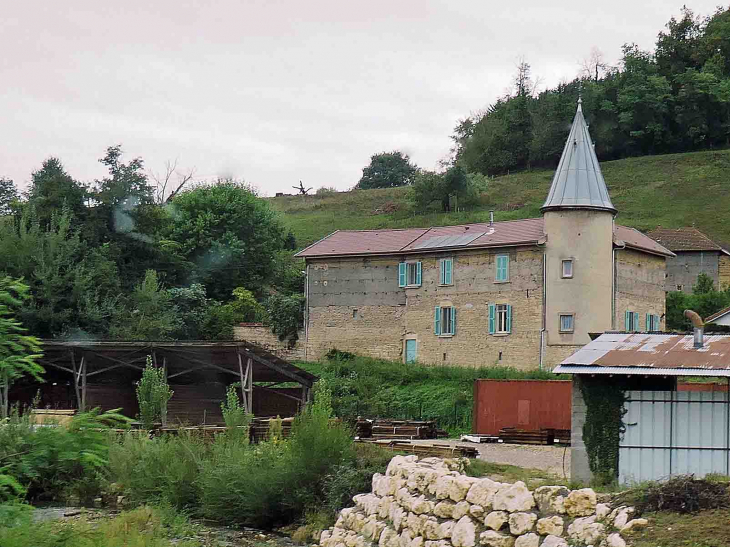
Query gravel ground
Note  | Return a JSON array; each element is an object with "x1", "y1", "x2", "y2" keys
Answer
[{"x1": 410, "y1": 439, "x2": 571, "y2": 479}]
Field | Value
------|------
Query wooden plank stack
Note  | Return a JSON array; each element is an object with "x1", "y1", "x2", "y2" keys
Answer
[
  {"x1": 249, "y1": 417, "x2": 294, "y2": 443},
  {"x1": 498, "y1": 427, "x2": 555, "y2": 445},
  {"x1": 360, "y1": 439, "x2": 479, "y2": 459},
  {"x1": 553, "y1": 429, "x2": 571, "y2": 445},
  {"x1": 356, "y1": 419, "x2": 439, "y2": 441}
]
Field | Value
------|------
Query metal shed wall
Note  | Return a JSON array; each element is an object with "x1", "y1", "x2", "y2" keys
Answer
[{"x1": 473, "y1": 379, "x2": 572, "y2": 435}]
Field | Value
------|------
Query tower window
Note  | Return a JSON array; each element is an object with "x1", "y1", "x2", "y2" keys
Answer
[{"x1": 561, "y1": 259, "x2": 573, "y2": 278}]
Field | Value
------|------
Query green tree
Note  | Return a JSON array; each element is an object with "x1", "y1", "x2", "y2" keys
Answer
[
  {"x1": 25, "y1": 158, "x2": 88, "y2": 229},
  {"x1": 136, "y1": 355, "x2": 173, "y2": 428},
  {"x1": 109, "y1": 270, "x2": 181, "y2": 340},
  {"x1": 0, "y1": 278, "x2": 43, "y2": 419},
  {"x1": 266, "y1": 293, "x2": 304, "y2": 342},
  {"x1": 0, "y1": 178, "x2": 18, "y2": 216},
  {"x1": 355, "y1": 151, "x2": 418, "y2": 189},
  {"x1": 693, "y1": 272, "x2": 716, "y2": 294},
  {"x1": 200, "y1": 287, "x2": 267, "y2": 340},
  {"x1": 411, "y1": 166, "x2": 475, "y2": 212},
  {"x1": 165, "y1": 181, "x2": 287, "y2": 300}
]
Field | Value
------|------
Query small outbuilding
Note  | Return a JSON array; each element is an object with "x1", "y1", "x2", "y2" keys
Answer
[{"x1": 555, "y1": 330, "x2": 730, "y2": 483}]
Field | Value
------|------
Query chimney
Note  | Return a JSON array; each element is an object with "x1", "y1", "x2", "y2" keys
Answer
[
  {"x1": 684, "y1": 310, "x2": 704, "y2": 348},
  {"x1": 489, "y1": 211, "x2": 494, "y2": 226}
]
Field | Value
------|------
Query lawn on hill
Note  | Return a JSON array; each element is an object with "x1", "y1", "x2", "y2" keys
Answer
[{"x1": 269, "y1": 149, "x2": 730, "y2": 249}]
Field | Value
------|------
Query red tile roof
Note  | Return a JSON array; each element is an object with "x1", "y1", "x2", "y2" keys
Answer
[
  {"x1": 296, "y1": 218, "x2": 674, "y2": 258},
  {"x1": 647, "y1": 227, "x2": 730, "y2": 254}
]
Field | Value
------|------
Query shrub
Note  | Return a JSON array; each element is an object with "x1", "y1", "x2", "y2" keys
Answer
[
  {"x1": 220, "y1": 384, "x2": 252, "y2": 442},
  {"x1": 137, "y1": 356, "x2": 174, "y2": 428},
  {"x1": 622, "y1": 475, "x2": 730, "y2": 514},
  {"x1": 107, "y1": 432, "x2": 206, "y2": 509},
  {"x1": 266, "y1": 293, "x2": 304, "y2": 341}
]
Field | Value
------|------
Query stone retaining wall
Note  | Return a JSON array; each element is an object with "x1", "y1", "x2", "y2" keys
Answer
[{"x1": 320, "y1": 456, "x2": 647, "y2": 547}]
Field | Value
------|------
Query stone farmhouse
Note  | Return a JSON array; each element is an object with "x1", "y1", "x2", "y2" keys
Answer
[
  {"x1": 647, "y1": 226, "x2": 730, "y2": 293},
  {"x1": 295, "y1": 102, "x2": 673, "y2": 368}
]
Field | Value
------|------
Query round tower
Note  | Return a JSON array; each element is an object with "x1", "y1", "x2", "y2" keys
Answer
[{"x1": 542, "y1": 100, "x2": 616, "y2": 360}]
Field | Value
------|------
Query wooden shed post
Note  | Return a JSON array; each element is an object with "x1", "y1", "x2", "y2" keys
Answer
[
  {"x1": 246, "y1": 357, "x2": 253, "y2": 414},
  {"x1": 80, "y1": 356, "x2": 87, "y2": 413},
  {"x1": 238, "y1": 353, "x2": 253, "y2": 415},
  {"x1": 70, "y1": 351, "x2": 81, "y2": 410},
  {"x1": 162, "y1": 356, "x2": 168, "y2": 427}
]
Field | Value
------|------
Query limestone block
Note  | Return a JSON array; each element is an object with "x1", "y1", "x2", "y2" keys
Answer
[
  {"x1": 379, "y1": 496, "x2": 394, "y2": 519},
  {"x1": 375, "y1": 476, "x2": 399, "y2": 497},
  {"x1": 392, "y1": 506, "x2": 406, "y2": 531},
  {"x1": 508, "y1": 512, "x2": 537, "y2": 535},
  {"x1": 612, "y1": 507, "x2": 635, "y2": 529},
  {"x1": 398, "y1": 529, "x2": 412, "y2": 547},
  {"x1": 355, "y1": 494, "x2": 382, "y2": 516},
  {"x1": 619, "y1": 518, "x2": 648, "y2": 536},
  {"x1": 409, "y1": 537, "x2": 424, "y2": 547},
  {"x1": 423, "y1": 519, "x2": 453, "y2": 541},
  {"x1": 604, "y1": 533, "x2": 627, "y2": 547},
  {"x1": 436, "y1": 475, "x2": 477, "y2": 502},
  {"x1": 433, "y1": 501, "x2": 456, "y2": 518},
  {"x1": 372, "y1": 473, "x2": 385, "y2": 493},
  {"x1": 595, "y1": 503, "x2": 611, "y2": 521},
  {"x1": 453, "y1": 501, "x2": 471, "y2": 519},
  {"x1": 465, "y1": 477, "x2": 502, "y2": 509},
  {"x1": 406, "y1": 513, "x2": 427, "y2": 536},
  {"x1": 564, "y1": 488, "x2": 597, "y2": 517},
  {"x1": 540, "y1": 535, "x2": 568, "y2": 547},
  {"x1": 533, "y1": 486, "x2": 569, "y2": 515},
  {"x1": 469, "y1": 504, "x2": 484, "y2": 519},
  {"x1": 478, "y1": 530, "x2": 515, "y2": 547},
  {"x1": 412, "y1": 496, "x2": 433, "y2": 515},
  {"x1": 492, "y1": 482, "x2": 535, "y2": 512},
  {"x1": 350, "y1": 512, "x2": 367, "y2": 534},
  {"x1": 514, "y1": 533, "x2": 539, "y2": 547},
  {"x1": 536, "y1": 516, "x2": 564, "y2": 536},
  {"x1": 451, "y1": 516, "x2": 476, "y2": 547},
  {"x1": 568, "y1": 516, "x2": 605, "y2": 545},
  {"x1": 362, "y1": 518, "x2": 385, "y2": 541},
  {"x1": 438, "y1": 520, "x2": 454, "y2": 540},
  {"x1": 386, "y1": 455, "x2": 418, "y2": 477},
  {"x1": 379, "y1": 527, "x2": 400, "y2": 547},
  {"x1": 484, "y1": 511, "x2": 509, "y2": 531},
  {"x1": 424, "y1": 542, "x2": 450, "y2": 547},
  {"x1": 321, "y1": 530, "x2": 331, "y2": 543}
]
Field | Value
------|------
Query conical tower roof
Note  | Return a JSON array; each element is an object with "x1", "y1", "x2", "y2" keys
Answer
[{"x1": 541, "y1": 100, "x2": 616, "y2": 214}]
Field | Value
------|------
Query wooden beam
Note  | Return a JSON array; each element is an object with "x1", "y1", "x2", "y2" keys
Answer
[
  {"x1": 166, "y1": 365, "x2": 200, "y2": 380},
  {"x1": 83, "y1": 351, "x2": 146, "y2": 371},
  {"x1": 238, "y1": 353, "x2": 248, "y2": 414},
  {"x1": 239, "y1": 347, "x2": 312, "y2": 387},
  {"x1": 70, "y1": 352, "x2": 81, "y2": 410},
  {"x1": 246, "y1": 357, "x2": 253, "y2": 414},
  {"x1": 256, "y1": 384, "x2": 307, "y2": 404},
  {"x1": 80, "y1": 356, "x2": 87, "y2": 412},
  {"x1": 162, "y1": 349, "x2": 240, "y2": 378},
  {"x1": 38, "y1": 359, "x2": 75, "y2": 376}
]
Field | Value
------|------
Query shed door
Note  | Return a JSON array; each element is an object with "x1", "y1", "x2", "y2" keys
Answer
[{"x1": 405, "y1": 340, "x2": 417, "y2": 364}]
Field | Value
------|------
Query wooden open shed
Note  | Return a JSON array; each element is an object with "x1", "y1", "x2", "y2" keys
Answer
[{"x1": 12, "y1": 341, "x2": 317, "y2": 424}]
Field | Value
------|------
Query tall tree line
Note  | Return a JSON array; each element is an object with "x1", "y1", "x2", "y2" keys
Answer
[
  {"x1": 0, "y1": 147, "x2": 302, "y2": 341},
  {"x1": 454, "y1": 7, "x2": 730, "y2": 176}
]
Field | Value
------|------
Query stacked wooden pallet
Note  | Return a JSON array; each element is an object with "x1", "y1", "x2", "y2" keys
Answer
[
  {"x1": 553, "y1": 429, "x2": 571, "y2": 445},
  {"x1": 357, "y1": 419, "x2": 439, "y2": 440},
  {"x1": 498, "y1": 427, "x2": 555, "y2": 445},
  {"x1": 360, "y1": 439, "x2": 479, "y2": 459}
]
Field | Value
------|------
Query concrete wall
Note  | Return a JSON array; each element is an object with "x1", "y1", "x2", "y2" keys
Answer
[
  {"x1": 665, "y1": 250, "x2": 720, "y2": 293},
  {"x1": 233, "y1": 324, "x2": 306, "y2": 361},
  {"x1": 304, "y1": 248, "x2": 545, "y2": 368},
  {"x1": 720, "y1": 255, "x2": 730, "y2": 290},
  {"x1": 570, "y1": 376, "x2": 591, "y2": 483},
  {"x1": 544, "y1": 210, "x2": 614, "y2": 347},
  {"x1": 614, "y1": 249, "x2": 666, "y2": 331}
]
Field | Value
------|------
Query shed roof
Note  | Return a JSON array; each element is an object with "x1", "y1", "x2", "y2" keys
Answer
[
  {"x1": 553, "y1": 332, "x2": 730, "y2": 377},
  {"x1": 541, "y1": 101, "x2": 616, "y2": 214},
  {"x1": 295, "y1": 219, "x2": 673, "y2": 258},
  {"x1": 646, "y1": 227, "x2": 730, "y2": 255},
  {"x1": 706, "y1": 305, "x2": 730, "y2": 324}
]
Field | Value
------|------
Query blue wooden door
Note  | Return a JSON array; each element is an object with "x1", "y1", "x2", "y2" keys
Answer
[{"x1": 405, "y1": 340, "x2": 417, "y2": 363}]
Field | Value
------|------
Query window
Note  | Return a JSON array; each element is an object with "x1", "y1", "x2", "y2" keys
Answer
[
  {"x1": 495, "y1": 254, "x2": 509, "y2": 282},
  {"x1": 559, "y1": 314, "x2": 574, "y2": 332},
  {"x1": 625, "y1": 311, "x2": 640, "y2": 332},
  {"x1": 676, "y1": 284, "x2": 683, "y2": 291},
  {"x1": 647, "y1": 313, "x2": 661, "y2": 331},
  {"x1": 561, "y1": 259, "x2": 573, "y2": 278},
  {"x1": 440, "y1": 258, "x2": 453, "y2": 285},
  {"x1": 405, "y1": 339, "x2": 417, "y2": 363},
  {"x1": 488, "y1": 303, "x2": 512, "y2": 334},
  {"x1": 434, "y1": 306, "x2": 456, "y2": 336},
  {"x1": 398, "y1": 261, "x2": 422, "y2": 287}
]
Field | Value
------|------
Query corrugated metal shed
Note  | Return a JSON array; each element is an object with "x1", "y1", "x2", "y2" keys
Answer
[{"x1": 554, "y1": 333, "x2": 730, "y2": 376}]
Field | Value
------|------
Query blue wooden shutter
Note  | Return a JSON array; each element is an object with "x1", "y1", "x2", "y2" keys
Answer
[
  {"x1": 625, "y1": 311, "x2": 630, "y2": 331},
  {"x1": 488, "y1": 304, "x2": 495, "y2": 334},
  {"x1": 646, "y1": 313, "x2": 650, "y2": 331},
  {"x1": 439, "y1": 260, "x2": 445, "y2": 285},
  {"x1": 506, "y1": 305, "x2": 512, "y2": 333},
  {"x1": 634, "y1": 312, "x2": 640, "y2": 332},
  {"x1": 655, "y1": 314, "x2": 661, "y2": 331},
  {"x1": 445, "y1": 259, "x2": 453, "y2": 285},
  {"x1": 451, "y1": 306, "x2": 456, "y2": 335},
  {"x1": 504, "y1": 255, "x2": 509, "y2": 281},
  {"x1": 416, "y1": 262, "x2": 422, "y2": 286},
  {"x1": 434, "y1": 306, "x2": 441, "y2": 335},
  {"x1": 398, "y1": 262, "x2": 406, "y2": 287}
]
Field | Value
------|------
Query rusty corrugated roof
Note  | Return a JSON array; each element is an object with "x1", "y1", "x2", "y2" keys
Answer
[
  {"x1": 295, "y1": 218, "x2": 673, "y2": 258},
  {"x1": 647, "y1": 227, "x2": 730, "y2": 255},
  {"x1": 557, "y1": 332, "x2": 730, "y2": 372}
]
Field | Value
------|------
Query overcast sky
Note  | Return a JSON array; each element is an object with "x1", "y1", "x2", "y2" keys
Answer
[{"x1": 0, "y1": 1, "x2": 722, "y2": 196}]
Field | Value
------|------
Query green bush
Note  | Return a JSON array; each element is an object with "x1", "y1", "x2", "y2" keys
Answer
[
  {"x1": 107, "y1": 432, "x2": 206, "y2": 509},
  {"x1": 0, "y1": 407, "x2": 129, "y2": 502},
  {"x1": 220, "y1": 384, "x2": 252, "y2": 442},
  {"x1": 137, "y1": 356, "x2": 174, "y2": 429}
]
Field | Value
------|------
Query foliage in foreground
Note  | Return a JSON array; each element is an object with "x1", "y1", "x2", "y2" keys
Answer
[
  {"x1": 300, "y1": 352, "x2": 563, "y2": 434},
  {"x1": 0, "y1": 504, "x2": 202, "y2": 547},
  {"x1": 619, "y1": 475, "x2": 730, "y2": 515}
]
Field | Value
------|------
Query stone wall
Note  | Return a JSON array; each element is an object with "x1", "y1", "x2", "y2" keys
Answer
[
  {"x1": 719, "y1": 254, "x2": 730, "y2": 290},
  {"x1": 664, "y1": 250, "x2": 720, "y2": 293},
  {"x1": 614, "y1": 249, "x2": 666, "y2": 331},
  {"x1": 233, "y1": 324, "x2": 306, "y2": 361},
  {"x1": 320, "y1": 455, "x2": 645, "y2": 547}
]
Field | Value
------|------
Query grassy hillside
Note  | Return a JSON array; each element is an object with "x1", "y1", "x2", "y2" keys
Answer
[{"x1": 270, "y1": 149, "x2": 730, "y2": 249}]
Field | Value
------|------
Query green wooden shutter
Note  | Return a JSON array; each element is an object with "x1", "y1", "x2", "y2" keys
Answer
[
  {"x1": 488, "y1": 304, "x2": 495, "y2": 334},
  {"x1": 451, "y1": 306, "x2": 456, "y2": 335},
  {"x1": 439, "y1": 260, "x2": 445, "y2": 285},
  {"x1": 625, "y1": 311, "x2": 630, "y2": 331},
  {"x1": 634, "y1": 312, "x2": 640, "y2": 332},
  {"x1": 443, "y1": 258, "x2": 452, "y2": 285},
  {"x1": 506, "y1": 305, "x2": 512, "y2": 333},
  {"x1": 416, "y1": 262, "x2": 422, "y2": 286},
  {"x1": 434, "y1": 306, "x2": 441, "y2": 335},
  {"x1": 646, "y1": 313, "x2": 650, "y2": 331},
  {"x1": 399, "y1": 262, "x2": 406, "y2": 287},
  {"x1": 655, "y1": 314, "x2": 661, "y2": 331}
]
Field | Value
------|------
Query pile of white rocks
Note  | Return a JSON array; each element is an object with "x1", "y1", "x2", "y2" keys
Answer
[{"x1": 319, "y1": 456, "x2": 647, "y2": 547}]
